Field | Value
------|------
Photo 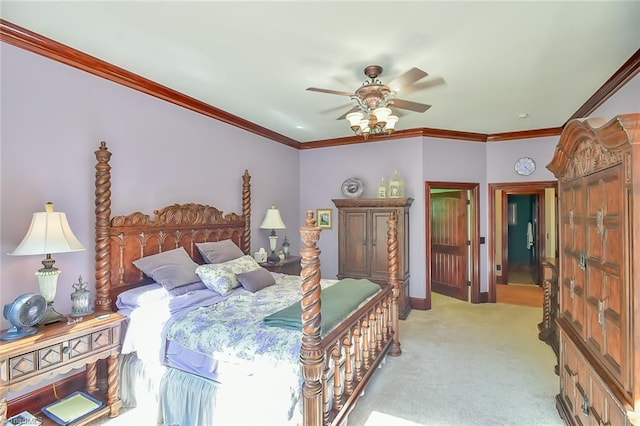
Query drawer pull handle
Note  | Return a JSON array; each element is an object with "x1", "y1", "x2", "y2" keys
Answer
[{"x1": 581, "y1": 394, "x2": 590, "y2": 416}]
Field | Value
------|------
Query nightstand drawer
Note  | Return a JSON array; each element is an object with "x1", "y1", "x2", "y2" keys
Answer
[
  {"x1": 39, "y1": 342, "x2": 65, "y2": 369},
  {"x1": 9, "y1": 352, "x2": 37, "y2": 380},
  {"x1": 69, "y1": 334, "x2": 91, "y2": 358},
  {"x1": 91, "y1": 328, "x2": 112, "y2": 350}
]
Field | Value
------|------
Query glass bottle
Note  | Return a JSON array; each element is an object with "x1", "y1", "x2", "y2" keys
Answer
[
  {"x1": 378, "y1": 176, "x2": 388, "y2": 198},
  {"x1": 389, "y1": 170, "x2": 404, "y2": 198}
]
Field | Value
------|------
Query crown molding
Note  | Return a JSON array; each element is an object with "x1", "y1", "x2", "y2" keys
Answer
[
  {"x1": 0, "y1": 19, "x2": 301, "y2": 149},
  {"x1": 2, "y1": 19, "x2": 636, "y2": 150}
]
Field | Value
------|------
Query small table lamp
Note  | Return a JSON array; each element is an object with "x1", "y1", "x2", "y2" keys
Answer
[
  {"x1": 8, "y1": 202, "x2": 85, "y2": 324},
  {"x1": 259, "y1": 204, "x2": 286, "y2": 263}
]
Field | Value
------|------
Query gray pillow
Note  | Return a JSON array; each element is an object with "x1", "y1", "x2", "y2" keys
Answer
[
  {"x1": 196, "y1": 239, "x2": 244, "y2": 264},
  {"x1": 237, "y1": 267, "x2": 276, "y2": 293},
  {"x1": 132, "y1": 247, "x2": 200, "y2": 291}
]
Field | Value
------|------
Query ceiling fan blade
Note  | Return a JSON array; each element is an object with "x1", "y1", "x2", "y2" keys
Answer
[
  {"x1": 401, "y1": 77, "x2": 446, "y2": 94},
  {"x1": 336, "y1": 106, "x2": 360, "y2": 120},
  {"x1": 390, "y1": 98, "x2": 432, "y2": 113},
  {"x1": 387, "y1": 67, "x2": 428, "y2": 90},
  {"x1": 307, "y1": 87, "x2": 353, "y2": 97}
]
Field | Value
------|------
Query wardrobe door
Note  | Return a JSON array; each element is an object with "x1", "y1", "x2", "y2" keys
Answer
[
  {"x1": 338, "y1": 209, "x2": 369, "y2": 279},
  {"x1": 560, "y1": 178, "x2": 587, "y2": 338},
  {"x1": 583, "y1": 165, "x2": 628, "y2": 391}
]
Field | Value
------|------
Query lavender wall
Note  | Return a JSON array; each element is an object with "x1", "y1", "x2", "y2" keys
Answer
[{"x1": 0, "y1": 43, "x2": 300, "y2": 329}]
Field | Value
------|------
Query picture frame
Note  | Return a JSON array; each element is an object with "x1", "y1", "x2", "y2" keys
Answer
[{"x1": 316, "y1": 208, "x2": 333, "y2": 229}]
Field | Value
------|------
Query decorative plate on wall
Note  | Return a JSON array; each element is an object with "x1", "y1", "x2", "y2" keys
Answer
[{"x1": 341, "y1": 177, "x2": 364, "y2": 198}]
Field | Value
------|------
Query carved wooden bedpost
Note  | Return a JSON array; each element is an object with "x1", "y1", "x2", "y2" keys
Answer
[
  {"x1": 95, "y1": 141, "x2": 112, "y2": 311},
  {"x1": 241, "y1": 169, "x2": 251, "y2": 255},
  {"x1": 299, "y1": 210, "x2": 324, "y2": 426},
  {"x1": 387, "y1": 211, "x2": 402, "y2": 356}
]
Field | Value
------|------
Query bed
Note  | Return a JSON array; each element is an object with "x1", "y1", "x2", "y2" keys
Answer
[{"x1": 93, "y1": 141, "x2": 402, "y2": 425}]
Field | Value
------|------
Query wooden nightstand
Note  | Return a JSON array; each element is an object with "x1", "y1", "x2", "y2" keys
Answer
[
  {"x1": 260, "y1": 255, "x2": 302, "y2": 275},
  {"x1": 0, "y1": 312, "x2": 125, "y2": 424}
]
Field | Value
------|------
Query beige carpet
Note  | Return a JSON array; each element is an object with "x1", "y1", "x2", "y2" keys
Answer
[
  {"x1": 346, "y1": 294, "x2": 562, "y2": 426},
  {"x1": 90, "y1": 294, "x2": 562, "y2": 425}
]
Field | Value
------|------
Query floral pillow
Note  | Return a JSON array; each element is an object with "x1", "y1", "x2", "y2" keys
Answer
[
  {"x1": 196, "y1": 264, "x2": 238, "y2": 295},
  {"x1": 219, "y1": 255, "x2": 261, "y2": 274},
  {"x1": 195, "y1": 255, "x2": 261, "y2": 295}
]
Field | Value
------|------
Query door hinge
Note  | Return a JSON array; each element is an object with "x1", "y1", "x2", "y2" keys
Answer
[
  {"x1": 466, "y1": 199, "x2": 471, "y2": 205},
  {"x1": 467, "y1": 240, "x2": 471, "y2": 246},
  {"x1": 467, "y1": 281, "x2": 471, "y2": 287}
]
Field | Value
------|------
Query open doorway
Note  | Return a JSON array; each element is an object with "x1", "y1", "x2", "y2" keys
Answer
[
  {"x1": 488, "y1": 181, "x2": 558, "y2": 304},
  {"x1": 425, "y1": 181, "x2": 480, "y2": 307}
]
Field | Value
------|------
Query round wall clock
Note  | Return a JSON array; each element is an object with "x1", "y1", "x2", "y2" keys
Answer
[
  {"x1": 514, "y1": 157, "x2": 536, "y2": 176},
  {"x1": 341, "y1": 177, "x2": 364, "y2": 198}
]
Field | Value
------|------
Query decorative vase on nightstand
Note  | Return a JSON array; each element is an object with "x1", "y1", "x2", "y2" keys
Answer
[
  {"x1": 282, "y1": 236, "x2": 290, "y2": 257},
  {"x1": 70, "y1": 276, "x2": 93, "y2": 317}
]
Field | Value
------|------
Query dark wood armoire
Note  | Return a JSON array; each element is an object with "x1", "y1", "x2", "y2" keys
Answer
[
  {"x1": 547, "y1": 113, "x2": 639, "y2": 425},
  {"x1": 332, "y1": 198, "x2": 413, "y2": 319}
]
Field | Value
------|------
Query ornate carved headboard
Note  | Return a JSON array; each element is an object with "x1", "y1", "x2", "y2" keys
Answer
[{"x1": 93, "y1": 141, "x2": 252, "y2": 311}]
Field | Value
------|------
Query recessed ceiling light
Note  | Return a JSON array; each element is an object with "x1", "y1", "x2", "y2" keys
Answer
[{"x1": 517, "y1": 113, "x2": 530, "y2": 119}]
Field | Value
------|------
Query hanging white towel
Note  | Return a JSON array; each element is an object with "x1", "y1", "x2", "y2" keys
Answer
[{"x1": 527, "y1": 222, "x2": 534, "y2": 249}]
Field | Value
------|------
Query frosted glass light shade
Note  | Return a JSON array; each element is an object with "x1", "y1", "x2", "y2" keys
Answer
[
  {"x1": 386, "y1": 115, "x2": 399, "y2": 131},
  {"x1": 373, "y1": 107, "x2": 392, "y2": 123},
  {"x1": 346, "y1": 112, "x2": 364, "y2": 128}
]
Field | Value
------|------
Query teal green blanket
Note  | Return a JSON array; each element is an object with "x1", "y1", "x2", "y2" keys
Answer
[{"x1": 263, "y1": 278, "x2": 380, "y2": 333}]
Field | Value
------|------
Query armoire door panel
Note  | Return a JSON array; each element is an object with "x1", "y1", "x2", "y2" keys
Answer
[{"x1": 340, "y1": 210, "x2": 368, "y2": 278}]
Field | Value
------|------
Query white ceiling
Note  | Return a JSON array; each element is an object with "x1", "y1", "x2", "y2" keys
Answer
[{"x1": 2, "y1": 1, "x2": 639, "y2": 143}]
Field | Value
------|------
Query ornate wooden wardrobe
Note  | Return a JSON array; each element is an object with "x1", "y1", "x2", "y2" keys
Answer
[
  {"x1": 547, "y1": 113, "x2": 639, "y2": 425},
  {"x1": 332, "y1": 198, "x2": 413, "y2": 319}
]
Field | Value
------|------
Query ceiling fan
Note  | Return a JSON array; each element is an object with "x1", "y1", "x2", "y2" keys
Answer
[{"x1": 307, "y1": 65, "x2": 435, "y2": 138}]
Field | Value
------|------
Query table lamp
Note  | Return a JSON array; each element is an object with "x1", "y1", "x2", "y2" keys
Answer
[
  {"x1": 8, "y1": 202, "x2": 86, "y2": 324},
  {"x1": 259, "y1": 204, "x2": 286, "y2": 262}
]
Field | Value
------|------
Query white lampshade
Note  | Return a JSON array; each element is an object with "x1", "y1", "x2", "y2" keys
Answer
[
  {"x1": 259, "y1": 204, "x2": 286, "y2": 230},
  {"x1": 386, "y1": 115, "x2": 399, "y2": 131},
  {"x1": 346, "y1": 111, "x2": 364, "y2": 128},
  {"x1": 373, "y1": 107, "x2": 392, "y2": 123},
  {"x1": 9, "y1": 203, "x2": 85, "y2": 256}
]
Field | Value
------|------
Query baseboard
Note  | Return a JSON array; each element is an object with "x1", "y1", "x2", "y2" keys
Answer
[
  {"x1": 409, "y1": 297, "x2": 431, "y2": 310},
  {"x1": 479, "y1": 291, "x2": 489, "y2": 303},
  {"x1": 7, "y1": 372, "x2": 85, "y2": 418}
]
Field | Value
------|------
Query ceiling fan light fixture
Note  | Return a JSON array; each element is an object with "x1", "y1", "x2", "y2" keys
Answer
[
  {"x1": 373, "y1": 107, "x2": 391, "y2": 124},
  {"x1": 308, "y1": 64, "x2": 434, "y2": 140},
  {"x1": 385, "y1": 115, "x2": 399, "y2": 132},
  {"x1": 346, "y1": 111, "x2": 364, "y2": 130}
]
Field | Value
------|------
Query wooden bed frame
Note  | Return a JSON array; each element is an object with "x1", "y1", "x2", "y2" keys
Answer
[{"x1": 93, "y1": 141, "x2": 401, "y2": 426}]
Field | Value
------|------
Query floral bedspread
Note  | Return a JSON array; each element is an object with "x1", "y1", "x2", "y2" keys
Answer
[{"x1": 165, "y1": 275, "x2": 336, "y2": 382}]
